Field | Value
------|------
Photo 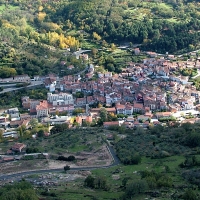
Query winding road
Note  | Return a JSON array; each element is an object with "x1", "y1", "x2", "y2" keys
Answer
[{"x1": 0, "y1": 145, "x2": 120, "y2": 181}]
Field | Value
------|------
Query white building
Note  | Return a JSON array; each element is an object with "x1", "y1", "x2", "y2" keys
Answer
[
  {"x1": 47, "y1": 93, "x2": 74, "y2": 106},
  {"x1": 49, "y1": 84, "x2": 55, "y2": 92},
  {"x1": 36, "y1": 100, "x2": 49, "y2": 118},
  {"x1": 125, "y1": 105, "x2": 133, "y2": 115}
]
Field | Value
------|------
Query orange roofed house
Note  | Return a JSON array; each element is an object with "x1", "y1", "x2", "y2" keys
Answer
[
  {"x1": 36, "y1": 100, "x2": 49, "y2": 118},
  {"x1": 75, "y1": 116, "x2": 93, "y2": 126},
  {"x1": 11, "y1": 143, "x2": 26, "y2": 152},
  {"x1": 103, "y1": 121, "x2": 119, "y2": 129}
]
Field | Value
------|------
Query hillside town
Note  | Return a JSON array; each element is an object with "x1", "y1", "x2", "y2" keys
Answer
[{"x1": 1, "y1": 51, "x2": 200, "y2": 140}]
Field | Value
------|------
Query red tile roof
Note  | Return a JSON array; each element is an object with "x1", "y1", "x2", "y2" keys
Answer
[
  {"x1": 133, "y1": 102, "x2": 144, "y2": 109},
  {"x1": 36, "y1": 100, "x2": 48, "y2": 110}
]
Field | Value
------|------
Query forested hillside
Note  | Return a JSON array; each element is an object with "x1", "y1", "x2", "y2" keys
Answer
[
  {"x1": 0, "y1": 0, "x2": 200, "y2": 76},
  {"x1": 52, "y1": 0, "x2": 200, "y2": 53},
  {"x1": 0, "y1": 0, "x2": 82, "y2": 76}
]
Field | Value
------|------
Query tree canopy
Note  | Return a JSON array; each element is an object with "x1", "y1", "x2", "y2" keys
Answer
[{"x1": 0, "y1": 180, "x2": 38, "y2": 200}]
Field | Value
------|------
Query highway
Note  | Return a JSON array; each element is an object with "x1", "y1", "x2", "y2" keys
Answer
[{"x1": 0, "y1": 145, "x2": 120, "y2": 181}]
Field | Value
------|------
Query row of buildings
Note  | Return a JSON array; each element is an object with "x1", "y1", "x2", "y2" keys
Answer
[{"x1": 6, "y1": 55, "x2": 200, "y2": 122}]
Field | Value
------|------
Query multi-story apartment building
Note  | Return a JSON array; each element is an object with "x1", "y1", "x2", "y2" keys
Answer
[{"x1": 47, "y1": 93, "x2": 74, "y2": 106}]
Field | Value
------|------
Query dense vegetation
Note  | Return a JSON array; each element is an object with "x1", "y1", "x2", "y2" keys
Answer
[
  {"x1": 115, "y1": 123, "x2": 200, "y2": 164},
  {"x1": 0, "y1": 180, "x2": 38, "y2": 200},
  {"x1": 50, "y1": 0, "x2": 200, "y2": 53},
  {"x1": 0, "y1": 87, "x2": 48, "y2": 108},
  {"x1": 0, "y1": 0, "x2": 84, "y2": 77},
  {"x1": 10, "y1": 128, "x2": 105, "y2": 154}
]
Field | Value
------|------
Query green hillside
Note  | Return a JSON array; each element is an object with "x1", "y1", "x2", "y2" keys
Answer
[
  {"x1": 0, "y1": 0, "x2": 200, "y2": 76},
  {"x1": 51, "y1": 0, "x2": 200, "y2": 53}
]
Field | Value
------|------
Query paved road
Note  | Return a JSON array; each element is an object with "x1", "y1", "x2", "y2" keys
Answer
[
  {"x1": 74, "y1": 65, "x2": 89, "y2": 76},
  {"x1": 74, "y1": 49, "x2": 91, "y2": 59},
  {"x1": 192, "y1": 69, "x2": 200, "y2": 79},
  {"x1": 0, "y1": 145, "x2": 120, "y2": 181},
  {"x1": 0, "y1": 81, "x2": 43, "y2": 94}
]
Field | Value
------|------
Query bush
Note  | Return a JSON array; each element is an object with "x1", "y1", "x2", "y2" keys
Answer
[
  {"x1": 84, "y1": 175, "x2": 108, "y2": 190},
  {"x1": 124, "y1": 180, "x2": 148, "y2": 199},
  {"x1": 26, "y1": 147, "x2": 40, "y2": 154},
  {"x1": 57, "y1": 155, "x2": 75, "y2": 161},
  {"x1": 64, "y1": 165, "x2": 70, "y2": 172}
]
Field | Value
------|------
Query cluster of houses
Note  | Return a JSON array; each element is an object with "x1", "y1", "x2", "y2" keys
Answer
[
  {"x1": 41, "y1": 56, "x2": 200, "y2": 115},
  {"x1": 1, "y1": 52, "x2": 200, "y2": 137}
]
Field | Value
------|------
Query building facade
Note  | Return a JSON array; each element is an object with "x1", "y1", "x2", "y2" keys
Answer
[{"x1": 47, "y1": 93, "x2": 74, "y2": 106}]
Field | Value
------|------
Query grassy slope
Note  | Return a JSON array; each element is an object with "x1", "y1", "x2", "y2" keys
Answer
[{"x1": 40, "y1": 155, "x2": 190, "y2": 200}]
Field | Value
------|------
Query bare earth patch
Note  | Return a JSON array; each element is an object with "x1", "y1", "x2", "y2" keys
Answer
[{"x1": 0, "y1": 145, "x2": 113, "y2": 174}]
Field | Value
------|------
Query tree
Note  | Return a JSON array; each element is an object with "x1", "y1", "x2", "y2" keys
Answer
[
  {"x1": 99, "y1": 107, "x2": 108, "y2": 122},
  {"x1": 31, "y1": 127, "x2": 39, "y2": 135},
  {"x1": 64, "y1": 165, "x2": 70, "y2": 172},
  {"x1": 131, "y1": 153, "x2": 141, "y2": 164},
  {"x1": 102, "y1": 40, "x2": 108, "y2": 48},
  {"x1": 94, "y1": 176, "x2": 107, "y2": 189},
  {"x1": 149, "y1": 124, "x2": 164, "y2": 136},
  {"x1": 118, "y1": 125, "x2": 126, "y2": 134},
  {"x1": 67, "y1": 155, "x2": 75, "y2": 161},
  {"x1": 82, "y1": 120, "x2": 90, "y2": 127},
  {"x1": 146, "y1": 176, "x2": 157, "y2": 189},
  {"x1": 125, "y1": 180, "x2": 148, "y2": 198},
  {"x1": 110, "y1": 43, "x2": 116, "y2": 51},
  {"x1": 0, "y1": 67, "x2": 17, "y2": 78},
  {"x1": 182, "y1": 189, "x2": 197, "y2": 200},
  {"x1": 157, "y1": 175, "x2": 172, "y2": 188},
  {"x1": 29, "y1": 118, "x2": 38, "y2": 128},
  {"x1": 55, "y1": 110, "x2": 59, "y2": 116},
  {"x1": 37, "y1": 12, "x2": 46, "y2": 22},
  {"x1": 0, "y1": 129, "x2": 3, "y2": 142},
  {"x1": 50, "y1": 124, "x2": 69, "y2": 134},
  {"x1": 91, "y1": 48, "x2": 98, "y2": 58},
  {"x1": 93, "y1": 32, "x2": 101, "y2": 41},
  {"x1": 72, "y1": 108, "x2": 84, "y2": 115},
  {"x1": 106, "y1": 63, "x2": 115, "y2": 72},
  {"x1": 84, "y1": 175, "x2": 108, "y2": 190},
  {"x1": 74, "y1": 91, "x2": 84, "y2": 98},
  {"x1": 84, "y1": 175, "x2": 95, "y2": 188},
  {"x1": 37, "y1": 129, "x2": 44, "y2": 137},
  {"x1": 98, "y1": 103, "x2": 103, "y2": 108},
  {"x1": 135, "y1": 127, "x2": 145, "y2": 135},
  {"x1": 122, "y1": 177, "x2": 130, "y2": 187},
  {"x1": 186, "y1": 131, "x2": 200, "y2": 147}
]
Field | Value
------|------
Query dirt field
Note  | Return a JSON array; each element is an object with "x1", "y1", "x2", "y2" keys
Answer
[{"x1": 0, "y1": 145, "x2": 113, "y2": 174}]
